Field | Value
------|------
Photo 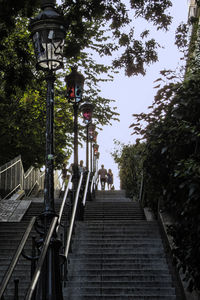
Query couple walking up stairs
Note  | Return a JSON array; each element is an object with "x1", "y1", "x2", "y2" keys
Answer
[{"x1": 64, "y1": 190, "x2": 181, "y2": 300}]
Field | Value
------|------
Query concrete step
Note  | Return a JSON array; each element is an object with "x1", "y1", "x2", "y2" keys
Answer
[
  {"x1": 68, "y1": 262, "x2": 168, "y2": 270},
  {"x1": 68, "y1": 253, "x2": 166, "y2": 260},
  {"x1": 71, "y1": 243, "x2": 164, "y2": 249},
  {"x1": 66, "y1": 280, "x2": 174, "y2": 288},
  {"x1": 72, "y1": 238, "x2": 162, "y2": 243},
  {"x1": 67, "y1": 274, "x2": 173, "y2": 282},
  {"x1": 64, "y1": 295, "x2": 176, "y2": 300},
  {"x1": 67, "y1": 269, "x2": 171, "y2": 276},
  {"x1": 0, "y1": 199, "x2": 67, "y2": 299},
  {"x1": 64, "y1": 190, "x2": 177, "y2": 300},
  {"x1": 68, "y1": 257, "x2": 167, "y2": 264},
  {"x1": 66, "y1": 286, "x2": 176, "y2": 295}
]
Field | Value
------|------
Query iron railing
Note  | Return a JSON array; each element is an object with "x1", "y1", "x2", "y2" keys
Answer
[
  {"x1": 64, "y1": 172, "x2": 83, "y2": 258},
  {"x1": 82, "y1": 171, "x2": 91, "y2": 206},
  {"x1": 0, "y1": 171, "x2": 94, "y2": 300},
  {"x1": 24, "y1": 167, "x2": 45, "y2": 197},
  {"x1": 0, "y1": 173, "x2": 72, "y2": 300},
  {"x1": 0, "y1": 156, "x2": 64, "y2": 200},
  {"x1": 0, "y1": 156, "x2": 24, "y2": 200},
  {"x1": 0, "y1": 217, "x2": 36, "y2": 300},
  {"x1": 25, "y1": 217, "x2": 58, "y2": 300}
]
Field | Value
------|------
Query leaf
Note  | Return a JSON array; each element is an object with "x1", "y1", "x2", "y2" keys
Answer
[{"x1": 154, "y1": 84, "x2": 161, "y2": 89}]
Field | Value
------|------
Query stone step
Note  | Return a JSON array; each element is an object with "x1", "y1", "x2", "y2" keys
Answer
[
  {"x1": 72, "y1": 242, "x2": 164, "y2": 248},
  {"x1": 74, "y1": 225, "x2": 159, "y2": 230},
  {"x1": 67, "y1": 274, "x2": 173, "y2": 282},
  {"x1": 65, "y1": 286, "x2": 175, "y2": 295},
  {"x1": 68, "y1": 257, "x2": 167, "y2": 264},
  {"x1": 68, "y1": 253, "x2": 166, "y2": 260},
  {"x1": 0, "y1": 199, "x2": 67, "y2": 299},
  {"x1": 67, "y1": 269, "x2": 171, "y2": 276},
  {"x1": 75, "y1": 233, "x2": 161, "y2": 238},
  {"x1": 84, "y1": 217, "x2": 145, "y2": 221},
  {"x1": 66, "y1": 190, "x2": 177, "y2": 299},
  {"x1": 72, "y1": 245, "x2": 164, "y2": 252},
  {"x1": 72, "y1": 248, "x2": 163, "y2": 257},
  {"x1": 66, "y1": 280, "x2": 174, "y2": 288},
  {"x1": 64, "y1": 295, "x2": 176, "y2": 300},
  {"x1": 75, "y1": 220, "x2": 158, "y2": 226},
  {"x1": 68, "y1": 263, "x2": 169, "y2": 271},
  {"x1": 72, "y1": 238, "x2": 162, "y2": 243}
]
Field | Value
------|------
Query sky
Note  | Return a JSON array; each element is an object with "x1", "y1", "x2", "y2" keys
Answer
[{"x1": 76, "y1": 0, "x2": 189, "y2": 190}]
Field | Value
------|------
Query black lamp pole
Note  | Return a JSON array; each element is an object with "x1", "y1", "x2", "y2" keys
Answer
[
  {"x1": 88, "y1": 123, "x2": 96, "y2": 172},
  {"x1": 73, "y1": 103, "x2": 79, "y2": 189},
  {"x1": 93, "y1": 143, "x2": 99, "y2": 173},
  {"x1": 80, "y1": 101, "x2": 94, "y2": 171},
  {"x1": 29, "y1": 0, "x2": 66, "y2": 298},
  {"x1": 86, "y1": 124, "x2": 89, "y2": 170},
  {"x1": 44, "y1": 72, "x2": 56, "y2": 215},
  {"x1": 65, "y1": 67, "x2": 85, "y2": 190},
  {"x1": 90, "y1": 141, "x2": 93, "y2": 172}
]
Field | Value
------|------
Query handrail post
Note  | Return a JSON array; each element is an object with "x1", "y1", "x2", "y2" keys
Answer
[
  {"x1": 64, "y1": 173, "x2": 83, "y2": 258},
  {"x1": 14, "y1": 279, "x2": 19, "y2": 300},
  {"x1": 0, "y1": 217, "x2": 36, "y2": 300}
]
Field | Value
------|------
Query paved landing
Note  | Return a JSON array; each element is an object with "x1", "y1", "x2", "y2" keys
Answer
[{"x1": 0, "y1": 190, "x2": 31, "y2": 222}]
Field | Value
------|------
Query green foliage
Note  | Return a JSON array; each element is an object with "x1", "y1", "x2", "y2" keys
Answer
[
  {"x1": 130, "y1": 0, "x2": 172, "y2": 30},
  {"x1": 130, "y1": 65, "x2": 200, "y2": 292},
  {"x1": 62, "y1": 0, "x2": 172, "y2": 76},
  {"x1": 112, "y1": 141, "x2": 145, "y2": 198},
  {"x1": 0, "y1": 0, "x2": 174, "y2": 169}
]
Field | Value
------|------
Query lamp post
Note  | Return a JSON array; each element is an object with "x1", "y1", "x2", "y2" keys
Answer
[
  {"x1": 29, "y1": 0, "x2": 66, "y2": 298},
  {"x1": 65, "y1": 67, "x2": 85, "y2": 189},
  {"x1": 88, "y1": 123, "x2": 96, "y2": 172},
  {"x1": 93, "y1": 143, "x2": 99, "y2": 173},
  {"x1": 80, "y1": 101, "x2": 94, "y2": 171},
  {"x1": 91, "y1": 130, "x2": 98, "y2": 172}
]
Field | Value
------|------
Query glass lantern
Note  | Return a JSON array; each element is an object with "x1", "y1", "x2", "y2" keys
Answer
[
  {"x1": 93, "y1": 143, "x2": 99, "y2": 156},
  {"x1": 80, "y1": 101, "x2": 94, "y2": 124},
  {"x1": 65, "y1": 67, "x2": 85, "y2": 103},
  {"x1": 29, "y1": 0, "x2": 66, "y2": 71},
  {"x1": 88, "y1": 123, "x2": 96, "y2": 141}
]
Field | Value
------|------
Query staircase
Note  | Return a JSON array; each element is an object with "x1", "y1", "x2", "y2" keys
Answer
[
  {"x1": 64, "y1": 190, "x2": 178, "y2": 300},
  {"x1": 0, "y1": 197, "x2": 67, "y2": 299}
]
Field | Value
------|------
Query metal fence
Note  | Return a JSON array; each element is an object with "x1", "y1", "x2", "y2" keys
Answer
[{"x1": 0, "y1": 156, "x2": 45, "y2": 200}]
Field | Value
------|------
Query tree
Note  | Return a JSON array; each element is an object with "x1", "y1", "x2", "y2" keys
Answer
[
  {"x1": 127, "y1": 13, "x2": 200, "y2": 290},
  {"x1": 112, "y1": 140, "x2": 145, "y2": 198},
  {"x1": 0, "y1": 0, "x2": 174, "y2": 169}
]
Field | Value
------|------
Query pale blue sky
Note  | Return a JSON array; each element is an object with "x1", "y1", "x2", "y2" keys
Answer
[
  {"x1": 59, "y1": 0, "x2": 189, "y2": 189},
  {"x1": 79, "y1": 0, "x2": 189, "y2": 189}
]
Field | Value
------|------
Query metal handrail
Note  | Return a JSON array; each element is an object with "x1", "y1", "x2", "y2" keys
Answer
[
  {"x1": 25, "y1": 217, "x2": 58, "y2": 300},
  {"x1": 0, "y1": 156, "x2": 46, "y2": 200},
  {"x1": 2, "y1": 184, "x2": 22, "y2": 200},
  {"x1": 57, "y1": 174, "x2": 72, "y2": 228},
  {"x1": 90, "y1": 171, "x2": 97, "y2": 194},
  {"x1": 0, "y1": 217, "x2": 36, "y2": 299},
  {"x1": 24, "y1": 166, "x2": 34, "y2": 179},
  {"x1": 26, "y1": 181, "x2": 39, "y2": 198},
  {"x1": 64, "y1": 173, "x2": 83, "y2": 258},
  {"x1": 0, "y1": 158, "x2": 22, "y2": 175},
  {"x1": 82, "y1": 171, "x2": 90, "y2": 206},
  {"x1": 90, "y1": 175, "x2": 94, "y2": 194}
]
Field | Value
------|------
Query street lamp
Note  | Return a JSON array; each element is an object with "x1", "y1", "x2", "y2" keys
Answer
[
  {"x1": 93, "y1": 143, "x2": 99, "y2": 156},
  {"x1": 65, "y1": 66, "x2": 85, "y2": 188},
  {"x1": 29, "y1": 0, "x2": 66, "y2": 298},
  {"x1": 80, "y1": 101, "x2": 94, "y2": 170},
  {"x1": 93, "y1": 130, "x2": 98, "y2": 143},
  {"x1": 88, "y1": 123, "x2": 96, "y2": 172},
  {"x1": 93, "y1": 143, "x2": 99, "y2": 173}
]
